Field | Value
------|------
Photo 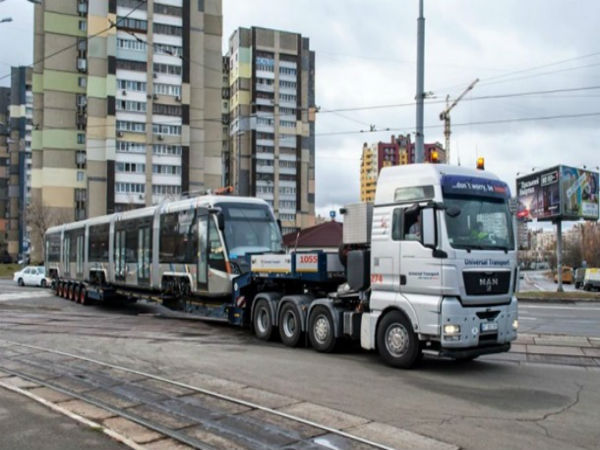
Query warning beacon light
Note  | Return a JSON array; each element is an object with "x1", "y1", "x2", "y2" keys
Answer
[
  {"x1": 476, "y1": 157, "x2": 485, "y2": 170},
  {"x1": 430, "y1": 150, "x2": 439, "y2": 163}
]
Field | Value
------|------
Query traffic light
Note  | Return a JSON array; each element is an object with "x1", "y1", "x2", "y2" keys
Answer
[{"x1": 476, "y1": 157, "x2": 485, "y2": 170}]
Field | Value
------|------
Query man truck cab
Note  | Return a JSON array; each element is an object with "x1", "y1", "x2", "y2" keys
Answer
[{"x1": 359, "y1": 164, "x2": 518, "y2": 366}]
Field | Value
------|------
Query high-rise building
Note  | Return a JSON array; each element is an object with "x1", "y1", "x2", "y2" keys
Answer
[
  {"x1": 226, "y1": 27, "x2": 316, "y2": 234},
  {"x1": 31, "y1": 0, "x2": 223, "y2": 257},
  {"x1": 360, "y1": 134, "x2": 446, "y2": 202},
  {"x1": 7, "y1": 67, "x2": 33, "y2": 262},
  {"x1": 0, "y1": 87, "x2": 10, "y2": 260}
]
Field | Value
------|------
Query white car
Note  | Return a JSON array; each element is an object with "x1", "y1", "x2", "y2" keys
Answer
[{"x1": 13, "y1": 266, "x2": 50, "y2": 288}]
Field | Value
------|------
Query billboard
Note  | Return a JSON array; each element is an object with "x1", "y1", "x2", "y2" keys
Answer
[{"x1": 516, "y1": 165, "x2": 599, "y2": 221}]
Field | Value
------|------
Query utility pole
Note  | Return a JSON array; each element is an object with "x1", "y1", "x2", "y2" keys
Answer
[
  {"x1": 439, "y1": 78, "x2": 479, "y2": 164},
  {"x1": 415, "y1": 0, "x2": 425, "y2": 163},
  {"x1": 556, "y1": 219, "x2": 563, "y2": 292}
]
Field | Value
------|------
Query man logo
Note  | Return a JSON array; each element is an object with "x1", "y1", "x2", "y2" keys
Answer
[{"x1": 479, "y1": 276, "x2": 499, "y2": 292}]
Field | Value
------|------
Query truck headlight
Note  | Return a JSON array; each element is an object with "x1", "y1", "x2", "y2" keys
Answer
[
  {"x1": 443, "y1": 324, "x2": 461, "y2": 335},
  {"x1": 512, "y1": 319, "x2": 519, "y2": 330}
]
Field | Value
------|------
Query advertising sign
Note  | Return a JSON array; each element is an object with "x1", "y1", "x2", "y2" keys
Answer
[
  {"x1": 516, "y1": 165, "x2": 599, "y2": 221},
  {"x1": 560, "y1": 166, "x2": 599, "y2": 219}
]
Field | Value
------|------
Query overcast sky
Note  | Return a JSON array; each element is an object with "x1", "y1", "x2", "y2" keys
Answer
[{"x1": 2, "y1": 0, "x2": 599, "y2": 224}]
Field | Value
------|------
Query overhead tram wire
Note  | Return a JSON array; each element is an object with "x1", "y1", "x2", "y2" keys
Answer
[
  {"x1": 0, "y1": 0, "x2": 148, "y2": 83},
  {"x1": 432, "y1": 49, "x2": 600, "y2": 94}
]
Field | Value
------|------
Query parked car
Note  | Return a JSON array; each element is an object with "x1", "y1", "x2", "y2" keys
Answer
[
  {"x1": 553, "y1": 266, "x2": 573, "y2": 284},
  {"x1": 582, "y1": 268, "x2": 600, "y2": 291},
  {"x1": 13, "y1": 266, "x2": 50, "y2": 288}
]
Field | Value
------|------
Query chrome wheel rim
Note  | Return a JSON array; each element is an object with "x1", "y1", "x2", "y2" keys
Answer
[
  {"x1": 385, "y1": 324, "x2": 409, "y2": 357},
  {"x1": 282, "y1": 310, "x2": 297, "y2": 338},
  {"x1": 256, "y1": 307, "x2": 269, "y2": 334},
  {"x1": 313, "y1": 314, "x2": 330, "y2": 344}
]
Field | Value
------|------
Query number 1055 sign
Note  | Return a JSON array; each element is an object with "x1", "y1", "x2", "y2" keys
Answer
[{"x1": 295, "y1": 254, "x2": 319, "y2": 273}]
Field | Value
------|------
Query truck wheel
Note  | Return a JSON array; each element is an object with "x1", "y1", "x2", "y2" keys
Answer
[
  {"x1": 279, "y1": 303, "x2": 303, "y2": 347},
  {"x1": 308, "y1": 306, "x2": 337, "y2": 353},
  {"x1": 79, "y1": 287, "x2": 88, "y2": 305},
  {"x1": 253, "y1": 300, "x2": 274, "y2": 341},
  {"x1": 376, "y1": 310, "x2": 420, "y2": 369}
]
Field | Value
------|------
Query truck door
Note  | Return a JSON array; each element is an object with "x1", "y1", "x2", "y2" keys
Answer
[{"x1": 397, "y1": 207, "x2": 441, "y2": 296}]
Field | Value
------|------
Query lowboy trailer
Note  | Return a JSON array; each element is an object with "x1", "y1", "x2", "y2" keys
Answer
[{"x1": 46, "y1": 164, "x2": 519, "y2": 368}]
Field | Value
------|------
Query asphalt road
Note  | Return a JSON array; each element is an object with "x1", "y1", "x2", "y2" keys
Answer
[
  {"x1": 0, "y1": 280, "x2": 599, "y2": 450},
  {"x1": 519, "y1": 302, "x2": 600, "y2": 337},
  {"x1": 520, "y1": 270, "x2": 576, "y2": 292}
]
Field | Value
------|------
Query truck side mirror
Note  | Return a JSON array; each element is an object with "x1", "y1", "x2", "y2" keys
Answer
[{"x1": 421, "y1": 208, "x2": 436, "y2": 248}]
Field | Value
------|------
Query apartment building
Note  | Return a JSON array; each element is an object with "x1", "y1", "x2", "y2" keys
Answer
[
  {"x1": 360, "y1": 134, "x2": 446, "y2": 202},
  {"x1": 7, "y1": 67, "x2": 33, "y2": 262},
  {"x1": 226, "y1": 27, "x2": 316, "y2": 234},
  {"x1": 0, "y1": 88, "x2": 9, "y2": 260},
  {"x1": 32, "y1": 0, "x2": 223, "y2": 256}
]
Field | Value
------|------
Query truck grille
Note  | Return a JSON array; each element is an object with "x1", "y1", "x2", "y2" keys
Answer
[{"x1": 463, "y1": 271, "x2": 510, "y2": 295}]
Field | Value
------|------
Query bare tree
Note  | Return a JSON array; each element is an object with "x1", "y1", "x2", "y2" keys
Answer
[{"x1": 26, "y1": 198, "x2": 71, "y2": 263}]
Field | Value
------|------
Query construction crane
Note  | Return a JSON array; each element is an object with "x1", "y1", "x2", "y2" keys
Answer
[{"x1": 439, "y1": 78, "x2": 479, "y2": 164}]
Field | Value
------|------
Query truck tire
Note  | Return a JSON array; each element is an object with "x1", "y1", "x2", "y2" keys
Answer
[
  {"x1": 308, "y1": 306, "x2": 337, "y2": 353},
  {"x1": 376, "y1": 310, "x2": 420, "y2": 369},
  {"x1": 279, "y1": 303, "x2": 303, "y2": 347},
  {"x1": 253, "y1": 299, "x2": 274, "y2": 341}
]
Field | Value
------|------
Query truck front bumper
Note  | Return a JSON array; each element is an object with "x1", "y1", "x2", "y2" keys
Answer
[
  {"x1": 435, "y1": 343, "x2": 511, "y2": 360},
  {"x1": 439, "y1": 296, "x2": 518, "y2": 352}
]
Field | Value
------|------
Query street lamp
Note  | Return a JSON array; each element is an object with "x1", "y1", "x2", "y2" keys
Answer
[{"x1": 0, "y1": 17, "x2": 12, "y2": 24}]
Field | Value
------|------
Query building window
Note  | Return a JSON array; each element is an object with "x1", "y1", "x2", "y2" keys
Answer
[
  {"x1": 116, "y1": 59, "x2": 147, "y2": 71},
  {"x1": 153, "y1": 144, "x2": 182, "y2": 155},
  {"x1": 153, "y1": 43, "x2": 182, "y2": 57},
  {"x1": 116, "y1": 120, "x2": 146, "y2": 133},
  {"x1": 152, "y1": 164, "x2": 181, "y2": 175},
  {"x1": 76, "y1": 150, "x2": 86, "y2": 169},
  {"x1": 153, "y1": 83, "x2": 181, "y2": 97},
  {"x1": 117, "y1": 17, "x2": 147, "y2": 32},
  {"x1": 78, "y1": 20, "x2": 87, "y2": 31},
  {"x1": 77, "y1": 133, "x2": 85, "y2": 144},
  {"x1": 153, "y1": 63, "x2": 182, "y2": 75},
  {"x1": 117, "y1": 79, "x2": 147, "y2": 92},
  {"x1": 116, "y1": 182, "x2": 145, "y2": 193},
  {"x1": 76, "y1": 171, "x2": 85, "y2": 181},
  {"x1": 78, "y1": 76, "x2": 87, "y2": 88},
  {"x1": 75, "y1": 189, "x2": 86, "y2": 220},
  {"x1": 152, "y1": 123, "x2": 181, "y2": 136},
  {"x1": 153, "y1": 103, "x2": 182, "y2": 116},
  {"x1": 153, "y1": 23, "x2": 182, "y2": 36},
  {"x1": 117, "y1": 140, "x2": 146, "y2": 153},
  {"x1": 116, "y1": 99, "x2": 147, "y2": 112},
  {"x1": 117, "y1": 38, "x2": 147, "y2": 52},
  {"x1": 154, "y1": 3, "x2": 182, "y2": 16},
  {"x1": 152, "y1": 184, "x2": 181, "y2": 195},
  {"x1": 116, "y1": 162, "x2": 145, "y2": 173}
]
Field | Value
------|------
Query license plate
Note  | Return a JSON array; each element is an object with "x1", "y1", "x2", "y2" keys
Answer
[{"x1": 481, "y1": 322, "x2": 498, "y2": 332}]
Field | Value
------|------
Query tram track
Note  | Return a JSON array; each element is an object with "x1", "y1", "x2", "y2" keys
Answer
[{"x1": 0, "y1": 339, "x2": 429, "y2": 450}]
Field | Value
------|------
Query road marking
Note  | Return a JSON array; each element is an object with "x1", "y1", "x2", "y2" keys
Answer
[
  {"x1": 519, "y1": 317, "x2": 537, "y2": 321},
  {"x1": 0, "y1": 291, "x2": 53, "y2": 302}
]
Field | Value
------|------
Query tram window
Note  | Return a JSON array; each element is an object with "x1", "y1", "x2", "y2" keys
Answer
[
  {"x1": 46, "y1": 233, "x2": 61, "y2": 262},
  {"x1": 160, "y1": 210, "x2": 198, "y2": 264},
  {"x1": 89, "y1": 224, "x2": 109, "y2": 260}
]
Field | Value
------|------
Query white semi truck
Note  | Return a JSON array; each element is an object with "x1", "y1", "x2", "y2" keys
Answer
[{"x1": 46, "y1": 163, "x2": 518, "y2": 368}]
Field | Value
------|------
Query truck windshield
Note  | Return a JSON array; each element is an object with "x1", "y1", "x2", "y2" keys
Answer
[
  {"x1": 217, "y1": 203, "x2": 283, "y2": 257},
  {"x1": 444, "y1": 195, "x2": 514, "y2": 251}
]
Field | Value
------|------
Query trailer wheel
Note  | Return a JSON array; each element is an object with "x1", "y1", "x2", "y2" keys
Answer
[
  {"x1": 79, "y1": 287, "x2": 87, "y2": 305},
  {"x1": 73, "y1": 285, "x2": 80, "y2": 303},
  {"x1": 279, "y1": 303, "x2": 303, "y2": 347},
  {"x1": 376, "y1": 310, "x2": 420, "y2": 369},
  {"x1": 253, "y1": 300, "x2": 274, "y2": 341},
  {"x1": 68, "y1": 284, "x2": 75, "y2": 301},
  {"x1": 57, "y1": 282, "x2": 63, "y2": 297},
  {"x1": 308, "y1": 306, "x2": 337, "y2": 353}
]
